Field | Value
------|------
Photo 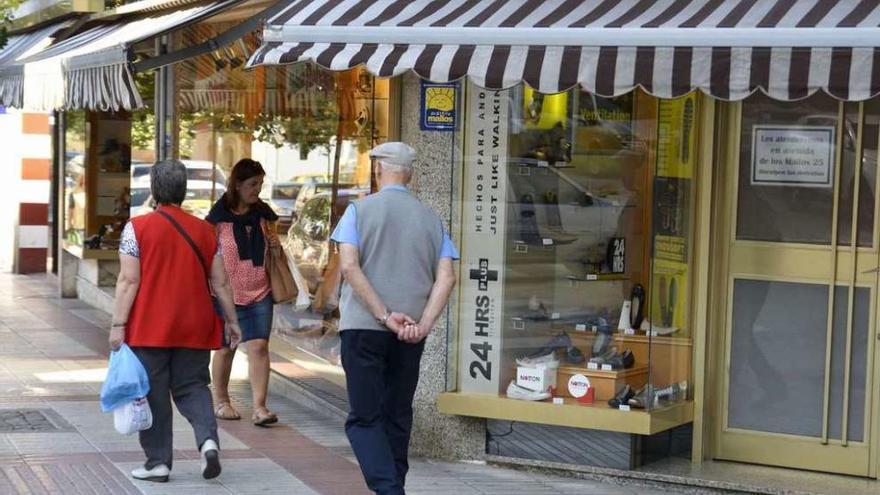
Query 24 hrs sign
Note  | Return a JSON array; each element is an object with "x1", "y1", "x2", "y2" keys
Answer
[{"x1": 458, "y1": 83, "x2": 508, "y2": 394}]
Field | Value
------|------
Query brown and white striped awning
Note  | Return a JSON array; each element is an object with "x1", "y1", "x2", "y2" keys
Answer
[{"x1": 247, "y1": 0, "x2": 880, "y2": 101}]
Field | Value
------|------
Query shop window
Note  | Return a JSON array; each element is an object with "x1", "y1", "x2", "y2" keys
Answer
[
  {"x1": 737, "y1": 93, "x2": 877, "y2": 247},
  {"x1": 452, "y1": 85, "x2": 697, "y2": 415},
  {"x1": 173, "y1": 23, "x2": 393, "y2": 378},
  {"x1": 62, "y1": 68, "x2": 155, "y2": 257},
  {"x1": 63, "y1": 110, "x2": 87, "y2": 247}
]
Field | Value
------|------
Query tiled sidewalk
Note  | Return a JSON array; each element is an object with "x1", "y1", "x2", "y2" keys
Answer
[{"x1": 0, "y1": 274, "x2": 672, "y2": 495}]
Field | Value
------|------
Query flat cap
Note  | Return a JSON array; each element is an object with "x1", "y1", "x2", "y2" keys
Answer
[{"x1": 369, "y1": 141, "x2": 417, "y2": 168}]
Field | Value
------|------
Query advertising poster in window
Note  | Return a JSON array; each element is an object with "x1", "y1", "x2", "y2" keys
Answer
[
  {"x1": 574, "y1": 91, "x2": 633, "y2": 154},
  {"x1": 652, "y1": 95, "x2": 696, "y2": 335},
  {"x1": 458, "y1": 83, "x2": 509, "y2": 394},
  {"x1": 656, "y1": 93, "x2": 696, "y2": 179}
]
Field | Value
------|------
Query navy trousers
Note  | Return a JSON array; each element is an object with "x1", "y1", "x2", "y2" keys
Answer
[{"x1": 341, "y1": 330, "x2": 425, "y2": 495}]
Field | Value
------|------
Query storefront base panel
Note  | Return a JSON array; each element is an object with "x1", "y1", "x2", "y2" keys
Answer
[
  {"x1": 487, "y1": 455, "x2": 880, "y2": 495},
  {"x1": 487, "y1": 420, "x2": 691, "y2": 470},
  {"x1": 718, "y1": 432, "x2": 871, "y2": 478},
  {"x1": 437, "y1": 393, "x2": 693, "y2": 435}
]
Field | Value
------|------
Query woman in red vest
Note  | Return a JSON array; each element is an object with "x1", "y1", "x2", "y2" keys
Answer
[
  {"x1": 207, "y1": 159, "x2": 280, "y2": 426},
  {"x1": 109, "y1": 159, "x2": 242, "y2": 483}
]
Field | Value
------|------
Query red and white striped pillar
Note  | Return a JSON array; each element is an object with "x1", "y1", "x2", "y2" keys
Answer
[{"x1": 15, "y1": 112, "x2": 52, "y2": 274}]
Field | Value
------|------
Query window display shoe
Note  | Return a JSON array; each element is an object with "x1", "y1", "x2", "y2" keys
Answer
[
  {"x1": 515, "y1": 351, "x2": 560, "y2": 369},
  {"x1": 628, "y1": 385, "x2": 655, "y2": 409},
  {"x1": 589, "y1": 347, "x2": 617, "y2": 365},
  {"x1": 528, "y1": 332, "x2": 573, "y2": 357},
  {"x1": 655, "y1": 381, "x2": 688, "y2": 403},
  {"x1": 200, "y1": 439, "x2": 221, "y2": 479},
  {"x1": 591, "y1": 329, "x2": 613, "y2": 357},
  {"x1": 506, "y1": 380, "x2": 551, "y2": 401},
  {"x1": 542, "y1": 226, "x2": 578, "y2": 245},
  {"x1": 607, "y1": 385, "x2": 634, "y2": 408},
  {"x1": 131, "y1": 464, "x2": 170, "y2": 483},
  {"x1": 564, "y1": 345, "x2": 585, "y2": 365},
  {"x1": 607, "y1": 349, "x2": 635, "y2": 370}
]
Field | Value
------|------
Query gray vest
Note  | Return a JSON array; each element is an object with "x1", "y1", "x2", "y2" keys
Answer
[{"x1": 339, "y1": 188, "x2": 444, "y2": 331}]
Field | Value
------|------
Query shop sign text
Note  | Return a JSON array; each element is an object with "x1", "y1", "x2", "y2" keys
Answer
[
  {"x1": 458, "y1": 85, "x2": 508, "y2": 395},
  {"x1": 420, "y1": 81, "x2": 458, "y2": 131},
  {"x1": 751, "y1": 125, "x2": 835, "y2": 187}
]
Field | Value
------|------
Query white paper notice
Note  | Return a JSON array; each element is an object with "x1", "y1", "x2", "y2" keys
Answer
[{"x1": 751, "y1": 125, "x2": 835, "y2": 187}]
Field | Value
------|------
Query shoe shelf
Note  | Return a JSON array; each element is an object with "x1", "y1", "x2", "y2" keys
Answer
[
  {"x1": 510, "y1": 158, "x2": 575, "y2": 169},
  {"x1": 437, "y1": 392, "x2": 694, "y2": 435},
  {"x1": 565, "y1": 273, "x2": 629, "y2": 283},
  {"x1": 556, "y1": 365, "x2": 649, "y2": 401},
  {"x1": 563, "y1": 331, "x2": 693, "y2": 392}
]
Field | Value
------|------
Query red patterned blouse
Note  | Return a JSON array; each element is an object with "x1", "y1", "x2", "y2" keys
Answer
[{"x1": 216, "y1": 220, "x2": 271, "y2": 306}]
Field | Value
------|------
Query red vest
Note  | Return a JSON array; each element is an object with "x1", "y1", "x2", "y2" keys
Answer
[{"x1": 126, "y1": 205, "x2": 222, "y2": 349}]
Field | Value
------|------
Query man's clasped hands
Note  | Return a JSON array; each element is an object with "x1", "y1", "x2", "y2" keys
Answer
[{"x1": 384, "y1": 312, "x2": 430, "y2": 343}]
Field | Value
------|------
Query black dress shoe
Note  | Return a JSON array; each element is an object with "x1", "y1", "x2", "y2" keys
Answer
[
  {"x1": 608, "y1": 349, "x2": 635, "y2": 370},
  {"x1": 565, "y1": 345, "x2": 585, "y2": 364},
  {"x1": 608, "y1": 385, "x2": 634, "y2": 408}
]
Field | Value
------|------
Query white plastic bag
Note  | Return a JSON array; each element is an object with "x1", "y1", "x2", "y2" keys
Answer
[
  {"x1": 113, "y1": 397, "x2": 153, "y2": 435},
  {"x1": 287, "y1": 254, "x2": 312, "y2": 312}
]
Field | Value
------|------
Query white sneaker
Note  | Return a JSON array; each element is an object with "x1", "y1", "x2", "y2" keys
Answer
[
  {"x1": 506, "y1": 380, "x2": 551, "y2": 401},
  {"x1": 515, "y1": 351, "x2": 560, "y2": 369},
  {"x1": 200, "y1": 439, "x2": 221, "y2": 479},
  {"x1": 131, "y1": 464, "x2": 169, "y2": 482}
]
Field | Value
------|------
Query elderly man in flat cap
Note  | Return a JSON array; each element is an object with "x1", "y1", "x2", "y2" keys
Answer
[{"x1": 331, "y1": 142, "x2": 458, "y2": 495}]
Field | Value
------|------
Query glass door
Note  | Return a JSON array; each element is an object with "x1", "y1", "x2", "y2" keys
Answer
[{"x1": 715, "y1": 94, "x2": 879, "y2": 476}]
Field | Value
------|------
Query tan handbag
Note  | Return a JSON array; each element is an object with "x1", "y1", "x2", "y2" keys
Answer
[
  {"x1": 312, "y1": 248, "x2": 341, "y2": 314},
  {"x1": 265, "y1": 222, "x2": 297, "y2": 304}
]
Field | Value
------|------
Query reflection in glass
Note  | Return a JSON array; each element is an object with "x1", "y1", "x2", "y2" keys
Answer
[
  {"x1": 64, "y1": 111, "x2": 87, "y2": 247},
  {"x1": 173, "y1": 23, "x2": 390, "y2": 373}
]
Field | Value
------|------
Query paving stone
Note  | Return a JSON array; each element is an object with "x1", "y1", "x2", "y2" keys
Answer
[{"x1": 0, "y1": 273, "x2": 688, "y2": 495}]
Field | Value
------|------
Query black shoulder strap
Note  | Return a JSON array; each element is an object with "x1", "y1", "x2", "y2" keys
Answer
[{"x1": 157, "y1": 210, "x2": 210, "y2": 285}]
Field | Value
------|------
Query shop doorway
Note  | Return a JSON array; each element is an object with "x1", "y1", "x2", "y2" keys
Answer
[{"x1": 713, "y1": 94, "x2": 880, "y2": 477}]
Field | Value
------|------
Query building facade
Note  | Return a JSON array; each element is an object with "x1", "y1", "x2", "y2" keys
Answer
[{"x1": 3, "y1": 0, "x2": 880, "y2": 489}]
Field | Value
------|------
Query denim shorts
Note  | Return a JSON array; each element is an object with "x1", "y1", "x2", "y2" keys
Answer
[{"x1": 214, "y1": 295, "x2": 274, "y2": 345}]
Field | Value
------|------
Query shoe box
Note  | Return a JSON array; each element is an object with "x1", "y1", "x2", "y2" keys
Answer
[
  {"x1": 516, "y1": 365, "x2": 557, "y2": 393},
  {"x1": 555, "y1": 365, "x2": 648, "y2": 401}
]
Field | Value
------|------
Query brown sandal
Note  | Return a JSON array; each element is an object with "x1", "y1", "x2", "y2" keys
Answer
[
  {"x1": 252, "y1": 407, "x2": 278, "y2": 427},
  {"x1": 214, "y1": 401, "x2": 241, "y2": 420}
]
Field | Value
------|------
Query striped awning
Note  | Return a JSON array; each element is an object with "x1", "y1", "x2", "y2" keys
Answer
[
  {"x1": 13, "y1": 0, "x2": 240, "y2": 111},
  {"x1": 248, "y1": 0, "x2": 880, "y2": 102},
  {"x1": 0, "y1": 21, "x2": 73, "y2": 108}
]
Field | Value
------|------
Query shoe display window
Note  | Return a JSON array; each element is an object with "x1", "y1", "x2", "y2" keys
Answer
[{"x1": 444, "y1": 83, "x2": 701, "y2": 432}]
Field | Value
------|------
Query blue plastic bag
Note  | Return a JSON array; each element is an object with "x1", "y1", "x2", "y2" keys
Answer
[{"x1": 100, "y1": 344, "x2": 150, "y2": 413}]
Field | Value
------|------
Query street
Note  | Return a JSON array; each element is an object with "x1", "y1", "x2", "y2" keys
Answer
[{"x1": 0, "y1": 273, "x2": 674, "y2": 495}]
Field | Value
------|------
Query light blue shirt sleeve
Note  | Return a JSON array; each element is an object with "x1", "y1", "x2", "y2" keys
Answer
[
  {"x1": 331, "y1": 204, "x2": 359, "y2": 246},
  {"x1": 440, "y1": 227, "x2": 460, "y2": 260}
]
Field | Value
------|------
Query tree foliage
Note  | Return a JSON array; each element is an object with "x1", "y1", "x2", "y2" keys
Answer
[{"x1": 0, "y1": 0, "x2": 22, "y2": 49}]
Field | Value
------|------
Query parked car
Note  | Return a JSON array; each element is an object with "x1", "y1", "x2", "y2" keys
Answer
[
  {"x1": 131, "y1": 180, "x2": 226, "y2": 219},
  {"x1": 292, "y1": 182, "x2": 358, "y2": 221},
  {"x1": 283, "y1": 189, "x2": 368, "y2": 290},
  {"x1": 266, "y1": 182, "x2": 302, "y2": 232},
  {"x1": 131, "y1": 160, "x2": 227, "y2": 185}
]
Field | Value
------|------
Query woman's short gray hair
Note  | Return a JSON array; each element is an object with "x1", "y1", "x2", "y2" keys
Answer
[{"x1": 150, "y1": 159, "x2": 187, "y2": 205}]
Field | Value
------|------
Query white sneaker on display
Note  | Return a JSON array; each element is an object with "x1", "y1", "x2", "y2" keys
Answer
[
  {"x1": 515, "y1": 351, "x2": 560, "y2": 369},
  {"x1": 506, "y1": 380, "x2": 551, "y2": 401},
  {"x1": 131, "y1": 464, "x2": 170, "y2": 483},
  {"x1": 200, "y1": 439, "x2": 221, "y2": 479}
]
